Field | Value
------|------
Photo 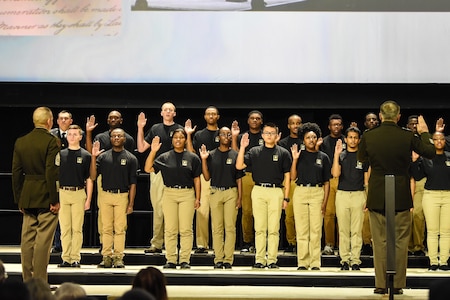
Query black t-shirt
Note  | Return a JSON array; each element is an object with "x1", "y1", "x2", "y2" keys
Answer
[
  {"x1": 278, "y1": 136, "x2": 300, "y2": 156},
  {"x1": 94, "y1": 130, "x2": 136, "y2": 153},
  {"x1": 337, "y1": 151, "x2": 369, "y2": 191},
  {"x1": 411, "y1": 152, "x2": 450, "y2": 190},
  {"x1": 59, "y1": 148, "x2": 91, "y2": 187},
  {"x1": 244, "y1": 145, "x2": 292, "y2": 185},
  {"x1": 238, "y1": 131, "x2": 264, "y2": 173},
  {"x1": 207, "y1": 148, "x2": 245, "y2": 188},
  {"x1": 320, "y1": 135, "x2": 345, "y2": 168},
  {"x1": 144, "y1": 123, "x2": 183, "y2": 157},
  {"x1": 97, "y1": 149, "x2": 138, "y2": 191},
  {"x1": 295, "y1": 150, "x2": 331, "y2": 185},
  {"x1": 193, "y1": 128, "x2": 219, "y2": 152},
  {"x1": 154, "y1": 150, "x2": 202, "y2": 187}
]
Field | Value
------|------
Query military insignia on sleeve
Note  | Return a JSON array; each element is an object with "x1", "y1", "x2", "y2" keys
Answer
[{"x1": 55, "y1": 153, "x2": 60, "y2": 166}]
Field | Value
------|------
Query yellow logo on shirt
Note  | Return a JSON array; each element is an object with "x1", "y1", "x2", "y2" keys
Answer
[
  {"x1": 121, "y1": 159, "x2": 127, "y2": 165},
  {"x1": 77, "y1": 157, "x2": 83, "y2": 164}
]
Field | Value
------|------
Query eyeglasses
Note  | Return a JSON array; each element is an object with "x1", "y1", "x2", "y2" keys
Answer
[
  {"x1": 219, "y1": 133, "x2": 232, "y2": 137},
  {"x1": 263, "y1": 132, "x2": 277, "y2": 136}
]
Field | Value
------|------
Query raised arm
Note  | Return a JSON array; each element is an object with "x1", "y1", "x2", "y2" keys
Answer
[
  {"x1": 144, "y1": 136, "x2": 162, "y2": 173},
  {"x1": 331, "y1": 139, "x2": 343, "y2": 178},
  {"x1": 137, "y1": 112, "x2": 151, "y2": 153},
  {"x1": 235, "y1": 133, "x2": 249, "y2": 170}
]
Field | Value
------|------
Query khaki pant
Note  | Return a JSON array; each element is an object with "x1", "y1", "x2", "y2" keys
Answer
[
  {"x1": 241, "y1": 172, "x2": 255, "y2": 244},
  {"x1": 324, "y1": 177, "x2": 338, "y2": 247},
  {"x1": 370, "y1": 210, "x2": 410, "y2": 289},
  {"x1": 196, "y1": 174, "x2": 210, "y2": 249},
  {"x1": 409, "y1": 178, "x2": 426, "y2": 252},
  {"x1": 293, "y1": 185, "x2": 324, "y2": 268},
  {"x1": 97, "y1": 175, "x2": 104, "y2": 244},
  {"x1": 335, "y1": 190, "x2": 366, "y2": 265},
  {"x1": 251, "y1": 185, "x2": 283, "y2": 265},
  {"x1": 210, "y1": 187, "x2": 238, "y2": 264},
  {"x1": 100, "y1": 191, "x2": 129, "y2": 259},
  {"x1": 150, "y1": 172, "x2": 165, "y2": 249},
  {"x1": 422, "y1": 189, "x2": 450, "y2": 266},
  {"x1": 163, "y1": 187, "x2": 196, "y2": 264},
  {"x1": 59, "y1": 189, "x2": 86, "y2": 263},
  {"x1": 284, "y1": 180, "x2": 297, "y2": 245},
  {"x1": 21, "y1": 210, "x2": 58, "y2": 282}
]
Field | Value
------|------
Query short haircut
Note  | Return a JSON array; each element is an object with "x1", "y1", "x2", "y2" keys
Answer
[
  {"x1": 380, "y1": 100, "x2": 400, "y2": 121},
  {"x1": 345, "y1": 126, "x2": 361, "y2": 137},
  {"x1": 263, "y1": 122, "x2": 278, "y2": 133},
  {"x1": 328, "y1": 114, "x2": 343, "y2": 122},
  {"x1": 248, "y1": 110, "x2": 263, "y2": 119},
  {"x1": 33, "y1": 107, "x2": 53, "y2": 127}
]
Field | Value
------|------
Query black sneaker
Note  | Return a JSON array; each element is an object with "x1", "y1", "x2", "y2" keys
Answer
[
  {"x1": 241, "y1": 243, "x2": 252, "y2": 253},
  {"x1": 284, "y1": 244, "x2": 296, "y2": 253},
  {"x1": 340, "y1": 262, "x2": 349, "y2": 270},
  {"x1": 374, "y1": 288, "x2": 387, "y2": 294},
  {"x1": 58, "y1": 261, "x2": 72, "y2": 268},
  {"x1": 194, "y1": 247, "x2": 208, "y2": 254},
  {"x1": 51, "y1": 247, "x2": 62, "y2": 254},
  {"x1": 180, "y1": 262, "x2": 191, "y2": 269},
  {"x1": 267, "y1": 263, "x2": 279, "y2": 269},
  {"x1": 361, "y1": 244, "x2": 373, "y2": 256},
  {"x1": 311, "y1": 267, "x2": 320, "y2": 271},
  {"x1": 144, "y1": 246, "x2": 162, "y2": 254},
  {"x1": 393, "y1": 288, "x2": 403, "y2": 295},
  {"x1": 163, "y1": 262, "x2": 177, "y2": 269},
  {"x1": 297, "y1": 266, "x2": 308, "y2": 270},
  {"x1": 428, "y1": 265, "x2": 439, "y2": 271},
  {"x1": 214, "y1": 262, "x2": 224, "y2": 269},
  {"x1": 252, "y1": 263, "x2": 265, "y2": 269},
  {"x1": 223, "y1": 263, "x2": 232, "y2": 269},
  {"x1": 439, "y1": 265, "x2": 450, "y2": 271},
  {"x1": 414, "y1": 250, "x2": 426, "y2": 256},
  {"x1": 71, "y1": 262, "x2": 81, "y2": 268},
  {"x1": 351, "y1": 264, "x2": 360, "y2": 271}
]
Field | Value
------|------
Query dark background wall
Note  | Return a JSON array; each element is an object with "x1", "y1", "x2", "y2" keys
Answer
[{"x1": 1, "y1": 82, "x2": 450, "y2": 247}]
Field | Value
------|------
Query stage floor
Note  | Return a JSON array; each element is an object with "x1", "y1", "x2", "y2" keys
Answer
[{"x1": 0, "y1": 246, "x2": 446, "y2": 300}]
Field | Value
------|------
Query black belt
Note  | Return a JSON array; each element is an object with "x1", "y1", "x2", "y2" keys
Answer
[
  {"x1": 166, "y1": 185, "x2": 192, "y2": 189},
  {"x1": 104, "y1": 189, "x2": 128, "y2": 193},
  {"x1": 255, "y1": 183, "x2": 282, "y2": 188},
  {"x1": 298, "y1": 183, "x2": 323, "y2": 187},
  {"x1": 211, "y1": 186, "x2": 234, "y2": 191},
  {"x1": 60, "y1": 186, "x2": 84, "y2": 191}
]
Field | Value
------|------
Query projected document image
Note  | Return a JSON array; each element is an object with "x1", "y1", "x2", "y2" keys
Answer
[
  {"x1": 131, "y1": 0, "x2": 450, "y2": 12},
  {"x1": 131, "y1": 0, "x2": 304, "y2": 11}
]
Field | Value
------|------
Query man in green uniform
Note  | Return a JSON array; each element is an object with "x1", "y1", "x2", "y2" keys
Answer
[
  {"x1": 357, "y1": 101, "x2": 435, "y2": 295},
  {"x1": 12, "y1": 106, "x2": 60, "y2": 283}
]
